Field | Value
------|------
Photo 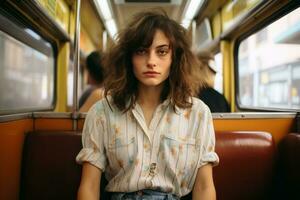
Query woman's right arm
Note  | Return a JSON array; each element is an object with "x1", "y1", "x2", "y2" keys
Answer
[{"x1": 77, "y1": 162, "x2": 102, "y2": 200}]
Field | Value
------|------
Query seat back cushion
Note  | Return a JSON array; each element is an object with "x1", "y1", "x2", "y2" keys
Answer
[
  {"x1": 213, "y1": 131, "x2": 275, "y2": 200},
  {"x1": 20, "y1": 131, "x2": 82, "y2": 200}
]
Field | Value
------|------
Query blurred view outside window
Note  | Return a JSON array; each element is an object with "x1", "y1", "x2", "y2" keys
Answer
[
  {"x1": 238, "y1": 7, "x2": 300, "y2": 110},
  {"x1": 0, "y1": 30, "x2": 54, "y2": 113},
  {"x1": 67, "y1": 59, "x2": 74, "y2": 108},
  {"x1": 67, "y1": 57, "x2": 84, "y2": 109},
  {"x1": 214, "y1": 52, "x2": 223, "y2": 93}
]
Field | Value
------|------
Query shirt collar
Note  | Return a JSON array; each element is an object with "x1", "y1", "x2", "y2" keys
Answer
[
  {"x1": 131, "y1": 97, "x2": 188, "y2": 114},
  {"x1": 131, "y1": 97, "x2": 170, "y2": 113},
  {"x1": 157, "y1": 98, "x2": 184, "y2": 114}
]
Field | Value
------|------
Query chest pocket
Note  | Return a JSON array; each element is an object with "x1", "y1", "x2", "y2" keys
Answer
[
  {"x1": 159, "y1": 134, "x2": 200, "y2": 174},
  {"x1": 107, "y1": 135, "x2": 137, "y2": 170}
]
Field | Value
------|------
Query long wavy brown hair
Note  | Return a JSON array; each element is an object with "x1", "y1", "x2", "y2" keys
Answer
[{"x1": 104, "y1": 10, "x2": 203, "y2": 112}]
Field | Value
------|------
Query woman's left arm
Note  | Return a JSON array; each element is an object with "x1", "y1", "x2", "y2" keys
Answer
[{"x1": 192, "y1": 163, "x2": 216, "y2": 200}]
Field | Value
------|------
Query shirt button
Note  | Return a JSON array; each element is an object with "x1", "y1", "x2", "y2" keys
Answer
[
  {"x1": 150, "y1": 163, "x2": 157, "y2": 168},
  {"x1": 149, "y1": 172, "x2": 155, "y2": 177},
  {"x1": 149, "y1": 163, "x2": 157, "y2": 176}
]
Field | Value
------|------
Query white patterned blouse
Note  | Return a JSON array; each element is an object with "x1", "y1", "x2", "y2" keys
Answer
[{"x1": 76, "y1": 96, "x2": 219, "y2": 197}]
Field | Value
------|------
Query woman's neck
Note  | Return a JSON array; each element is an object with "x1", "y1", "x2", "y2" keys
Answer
[
  {"x1": 137, "y1": 83, "x2": 165, "y2": 128},
  {"x1": 137, "y1": 84, "x2": 164, "y2": 108}
]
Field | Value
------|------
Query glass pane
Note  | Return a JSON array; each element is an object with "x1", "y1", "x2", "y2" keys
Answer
[
  {"x1": 237, "y1": 7, "x2": 300, "y2": 110},
  {"x1": 0, "y1": 30, "x2": 54, "y2": 113}
]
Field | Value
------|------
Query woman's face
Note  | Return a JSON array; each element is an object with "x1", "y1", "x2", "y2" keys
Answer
[{"x1": 132, "y1": 29, "x2": 172, "y2": 89}]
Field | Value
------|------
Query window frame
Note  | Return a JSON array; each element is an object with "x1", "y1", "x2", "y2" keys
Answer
[
  {"x1": 234, "y1": 2, "x2": 300, "y2": 112},
  {"x1": 0, "y1": 10, "x2": 57, "y2": 115}
]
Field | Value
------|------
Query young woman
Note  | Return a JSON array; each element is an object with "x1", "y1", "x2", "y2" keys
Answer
[{"x1": 76, "y1": 10, "x2": 219, "y2": 200}]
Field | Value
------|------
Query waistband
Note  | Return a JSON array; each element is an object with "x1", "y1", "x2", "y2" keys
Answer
[{"x1": 110, "y1": 189, "x2": 179, "y2": 200}]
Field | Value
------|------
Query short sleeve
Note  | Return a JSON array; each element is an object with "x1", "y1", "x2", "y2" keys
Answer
[
  {"x1": 76, "y1": 102, "x2": 107, "y2": 171},
  {"x1": 198, "y1": 105, "x2": 219, "y2": 168}
]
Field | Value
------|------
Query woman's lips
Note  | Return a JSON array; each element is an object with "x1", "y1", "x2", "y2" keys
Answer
[{"x1": 143, "y1": 71, "x2": 160, "y2": 77}]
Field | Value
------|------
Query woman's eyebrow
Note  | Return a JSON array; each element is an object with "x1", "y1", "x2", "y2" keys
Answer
[{"x1": 155, "y1": 44, "x2": 170, "y2": 49}]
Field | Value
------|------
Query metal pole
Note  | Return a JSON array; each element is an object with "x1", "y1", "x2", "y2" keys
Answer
[{"x1": 72, "y1": 0, "x2": 81, "y2": 130}]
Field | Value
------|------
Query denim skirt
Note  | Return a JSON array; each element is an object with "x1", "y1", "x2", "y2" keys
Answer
[{"x1": 110, "y1": 189, "x2": 180, "y2": 200}]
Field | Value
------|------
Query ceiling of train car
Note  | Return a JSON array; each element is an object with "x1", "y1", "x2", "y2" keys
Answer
[
  {"x1": 90, "y1": 0, "x2": 229, "y2": 40},
  {"x1": 107, "y1": 0, "x2": 229, "y2": 32},
  {"x1": 110, "y1": 0, "x2": 188, "y2": 30}
]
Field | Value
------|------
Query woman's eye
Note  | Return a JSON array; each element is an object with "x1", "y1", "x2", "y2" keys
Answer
[
  {"x1": 135, "y1": 49, "x2": 147, "y2": 55},
  {"x1": 157, "y1": 48, "x2": 169, "y2": 56}
]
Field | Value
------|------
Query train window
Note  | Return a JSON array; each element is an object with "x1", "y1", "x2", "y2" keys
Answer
[
  {"x1": 214, "y1": 52, "x2": 223, "y2": 94},
  {"x1": 237, "y1": 7, "x2": 300, "y2": 110},
  {"x1": 67, "y1": 60, "x2": 74, "y2": 109},
  {"x1": 0, "y1": 14, "x2": 55, "y2": 114}
]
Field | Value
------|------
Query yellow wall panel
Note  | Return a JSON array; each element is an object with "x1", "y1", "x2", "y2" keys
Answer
[
  {"x1": 56, "y1": 0, "x2": 70, "y2": 32},
  {"x1": 220, "y1": 40, "x2": 235, "y2": 110},
  {"x1": 221, "y1": 0, "x2": 261, "y2": 32},
  {"x1": 55, "y1": 42, "x2": 70, "y2": 112},
  {"x1": 211, "y1": 12, "x2": 222, "y2": 39},
  {"x1": 80, "y1": 27, "x2": 97, "y2": 55},
  {"x1": 80, "y1": 0, "x2": 103, "y2": 50},
  {"x1": 36, "y1": 0, "x2": 70, "y2": 33},
  {"x1": 69, "y1": 8, "x2": 76, "y2": 41}
]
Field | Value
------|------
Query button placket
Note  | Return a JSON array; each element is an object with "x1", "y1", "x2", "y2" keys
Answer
[{"x1": 149, "y1": 162, "x2": 157, "y2": 177}]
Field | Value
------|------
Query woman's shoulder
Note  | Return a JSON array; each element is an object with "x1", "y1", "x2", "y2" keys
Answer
[
  {"x1": 191, "y1": 97, "x2": 210, "y2": 112},
  {"x1": 175, "y1": 97, "x2": 210, "y2": 116}
]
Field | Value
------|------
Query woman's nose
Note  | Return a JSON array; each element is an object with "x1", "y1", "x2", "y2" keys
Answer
[{"x1": 146, "y1": 51, "x2": 157, "y2": 68}]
